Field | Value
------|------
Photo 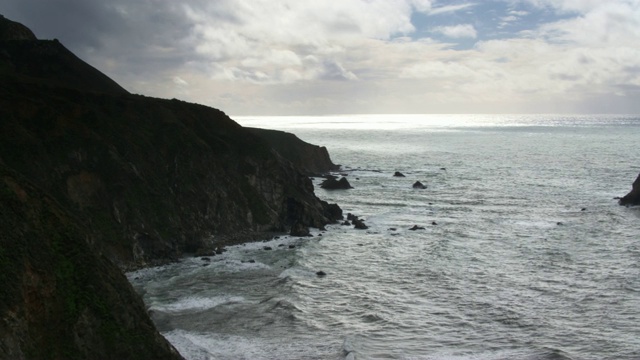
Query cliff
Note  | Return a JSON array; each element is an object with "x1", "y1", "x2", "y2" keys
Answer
[
  {"x1": 0, "y1": 15, "x2": 341, "y2": 359},
  {"x1": 0, "y1": 166, "x2": 183, "y2": 360},
  {"x1": 0, "y1": 82, "x2": 341, "y2": 269},
  {"x1": 247, "y1": 127, "x2": 340, "y2": 175},
  {"x1": 619, "y1": 173, "x2": 640, "y2": 206}
]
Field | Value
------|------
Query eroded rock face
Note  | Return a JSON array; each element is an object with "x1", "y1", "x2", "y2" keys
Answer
[
  {"x1": 619, "y1": 173, "x2": 640, "y2": 206},
  {"x1": 247, "y1": 128, "x2": 339, "y2": 175},
  {"x1": 0, "y1": 166, "x2": 183, "y2": 360},
  {"x1": 0, "y1": 80, "x2": 342, "y2": 270}
]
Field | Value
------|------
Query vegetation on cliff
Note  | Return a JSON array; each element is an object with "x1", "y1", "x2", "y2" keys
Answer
[{"x1": 0, "y1": 15, "x2": 341, "y2": 359}]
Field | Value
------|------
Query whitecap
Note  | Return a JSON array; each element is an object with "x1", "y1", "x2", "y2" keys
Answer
[{"x1": 149, "y1": 295, "x2": 246, "y2": 314}]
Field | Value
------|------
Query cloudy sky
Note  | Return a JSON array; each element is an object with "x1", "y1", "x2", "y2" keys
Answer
[{"x1": 2, "y1": 0, "x2": 639, "y2": 115}]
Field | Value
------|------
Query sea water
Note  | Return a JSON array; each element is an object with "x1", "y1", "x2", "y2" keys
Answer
[{"x1": 127, "y1": 114, "x2": 640, "y2": 360}]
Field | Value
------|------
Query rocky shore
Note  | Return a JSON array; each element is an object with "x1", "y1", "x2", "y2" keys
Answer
[{"x1": 0, "y1": 15, "x2": 342, "y2": 359}]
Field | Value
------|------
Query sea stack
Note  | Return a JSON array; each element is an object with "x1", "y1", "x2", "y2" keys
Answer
[{"x1": 619, "y1": 173, "x2": 640, "y2": 206}]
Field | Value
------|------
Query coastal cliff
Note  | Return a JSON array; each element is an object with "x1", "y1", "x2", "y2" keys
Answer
[
  {"x1": 0, "y1": 15, "x2": 341, "y2": 359},
  {"x1": 247, "y1": 128, "x2": 340, "y2": 175},
  {"x1": 0, "y1": 166, "x2": 182, "y2": 360},
  {"x1": 619, "y1": 173, "x2": 640, "y2": 206}
]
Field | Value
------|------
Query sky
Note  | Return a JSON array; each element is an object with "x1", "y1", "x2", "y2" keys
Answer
[{"x1": 2, "y1": 0, "x2": 640, "y2": 115}]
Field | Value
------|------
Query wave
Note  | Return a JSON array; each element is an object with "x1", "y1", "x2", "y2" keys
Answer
[{"x1": 149, "y1": 295, "x2": 246, "y2": 314}]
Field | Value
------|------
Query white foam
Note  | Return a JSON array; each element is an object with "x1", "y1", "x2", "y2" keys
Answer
[
  {"x1": 150, "y1": 295, "x2": 246, "y2": 314},
  {"x1": 216, "y1": 259, "x2": 272, "y2": 273},
  {"x1": 278, "y1": 267, "x2": 317, "y2": 279},
  {"x1": 163, "y1": 329, "x2": 324, "y2": 360}
]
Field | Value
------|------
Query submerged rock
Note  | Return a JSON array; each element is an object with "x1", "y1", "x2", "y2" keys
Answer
[
  {"x1": 316, "y1": 271, "x2": 327, "y2": 276},
  {"x1": 409, "y1": 225, "x2": 425, "y2": 230},
  {"x1": 393, "y1": 171, "x2": 406, "y2": 177},
  {"x1": 412, "y1": 181, "x2": 427, "y2": 189}
]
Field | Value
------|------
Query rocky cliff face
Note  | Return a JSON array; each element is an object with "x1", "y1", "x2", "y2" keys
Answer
[
  {"x1": 0, "y1": 83, "x2": 341, "y2": 269},
  {"x1": 0, "y1": 166, "x2": 183, "y2": 360},
  {"x1": 0, "y1": 15, "x2": 341, "y2": 359},
  {"x1": 247, "y1": 128, "x2": 340, "y2": 175},
  {"x1": 619, "y1": 173, "x2": 640, "y2": 206}
]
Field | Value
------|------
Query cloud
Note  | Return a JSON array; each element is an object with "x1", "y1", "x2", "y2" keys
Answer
[
  {"x1": 535, "y1": 2, "x2": 640, "y2": 46},
  {"x1": 518, "y1": 0, "x2": 629, "y2": 13},
  {"x1": 173, "y1": 76, "x2": 188, "y2": 86},
  {"x1": 429, "y1": 3, "x2": 477, "y2": 15},
  {"x1": 432, "y1": 24, "x2": 478, "y2": 38},
  {"x1": 1, "y1": 0, "x2": 639, "y2": 114}
]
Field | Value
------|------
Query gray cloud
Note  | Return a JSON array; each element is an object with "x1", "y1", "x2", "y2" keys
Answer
[{"x1": 1, "y1": 0, "x2": 639, "y2": 114}]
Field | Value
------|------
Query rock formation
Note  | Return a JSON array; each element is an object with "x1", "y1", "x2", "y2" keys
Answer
[
  {"x1": 0, "y1": 15, "x2": 342, "y2": 359},
  {"x1": 412, "y1": 181, "x2": 427, "y2": 189},
  {"x1": 321, "y1": 177, "x2": 353, "y2": 189},
  {"x1": 0, "y1": 14, "x2": 36, "y2": 41},
  {"x1": 247, "y1": 128, "x2": 339, "y2": 175},
  {"x1": 619, "y1": 173, "x2": 640, "y2": 206}
]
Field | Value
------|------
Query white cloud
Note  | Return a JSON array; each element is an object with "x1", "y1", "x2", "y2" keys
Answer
[
  {"x1": 520, "y1": 0, "x2": 632, "y2": 13},
  {"x1": 432, "y1": 24, "x2": 478, "y2": 38},
  {"x1": 429, "y1": 3, "x2": 476, "y2": 15},
  {"x1": 535, "y1": 2, "x2": 640, "y2": 47},
  {"x1": 172, "y1": 76, "x2": 188, "y2": 86},
  {"x1": 7, "y1": 0, "x2": 638, "y2": 114},
  {"x1": 153, "y1": 0, "x2": 640, "y2": 113},
  {"x1": 509, "y1": 10, "x2": 529, "y2": 16}
]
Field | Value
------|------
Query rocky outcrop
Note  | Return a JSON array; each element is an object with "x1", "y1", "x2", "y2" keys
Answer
[
  {"x1": 413, "y1": 181, "x2": 427, "y2": 189},
  {"x1": 619, "y1": 173, "x2": 640, "y2": 206},
  {"x1": 290, "y1": 221, "x2": 311, "y2": 237},
  {"x1": 321, "y1": 177, "x2": 353, "y2": 190},
  {"x1": 247, "y1": 128, "x2": 339, "y2": 175},
  {"x1": 0, "y1": 15, "x2": 36, "y2": 41},
  {"x1": 0, "y1": 166, "x2": 183, "y2": 360}
]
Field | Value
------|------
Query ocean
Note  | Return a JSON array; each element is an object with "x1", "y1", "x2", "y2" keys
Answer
[{"x1": 127, "y1": 114, "x2": 640, "y2": 360}]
